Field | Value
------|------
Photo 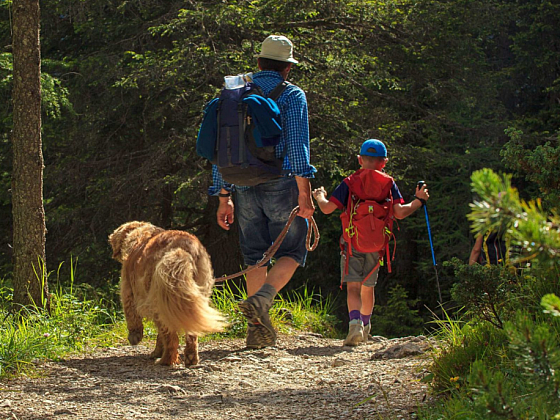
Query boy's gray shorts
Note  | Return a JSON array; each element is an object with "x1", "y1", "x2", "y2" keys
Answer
[{"x1": 341, "y1": 249, "x2": 380, "y2": 287}]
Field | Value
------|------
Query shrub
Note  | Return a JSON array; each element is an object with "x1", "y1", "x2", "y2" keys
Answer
[{"x1": 370, "y1": 284, "x2": 424, "y2": 338}]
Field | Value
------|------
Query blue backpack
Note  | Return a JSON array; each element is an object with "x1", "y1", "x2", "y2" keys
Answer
[{"x1": 196, "y1": 81, "x2": 288, "y2": 186}]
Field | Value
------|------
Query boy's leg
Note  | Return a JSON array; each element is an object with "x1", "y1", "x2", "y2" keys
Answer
[
  {"x1": 360, "y1": 252, "x2": 380, "y2": 342},
  {"x1": 346, "y1": 281, "x2": 362, "y2": 313},
  {"x1": 343, "y1": 281, "x2": 364, "y2": 346},
  {"x1": 361, "y1": 284, "x2": 375, "y2": 342}
]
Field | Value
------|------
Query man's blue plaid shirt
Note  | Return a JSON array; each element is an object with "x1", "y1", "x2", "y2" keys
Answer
[{"x1": 209, "y1": 70, "x2": 316, "y2": 195}]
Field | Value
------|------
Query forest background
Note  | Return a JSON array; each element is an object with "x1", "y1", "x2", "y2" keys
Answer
[{"x1": 0, "y1": 0, "x2": 558, "y2": 328}]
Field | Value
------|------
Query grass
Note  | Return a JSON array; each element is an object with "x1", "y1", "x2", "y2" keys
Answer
[
  {"x1": 208, "y1": 280, "x2": 340, "y2": 340},
  {"x1": 273, "y1": 286, "x2": 340, "y2": 337},
  {"x1": 0, "y1": 288, "x2": 120, "y2": 378},
  {"x1": 0, "y1": 272, "x2": 340, "y2": 378},
  {"x1": 0, "y1": 261, "x2": 122, "y2": 379}
]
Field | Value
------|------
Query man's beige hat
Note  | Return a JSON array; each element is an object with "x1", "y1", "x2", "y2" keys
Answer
[{"x1": 257, "y1": 35, "x2": 298, "y2": 64}]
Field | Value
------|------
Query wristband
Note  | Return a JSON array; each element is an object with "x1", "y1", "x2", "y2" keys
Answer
[
  {"x1": 218, "y1": 192, "x2": 231, "y2": 198},
  {"x1": 414, "y1": 196, "x2": 426, "y2": 207}
]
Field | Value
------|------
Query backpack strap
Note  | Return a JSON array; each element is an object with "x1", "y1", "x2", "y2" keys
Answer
[
  {"x1": 268, "y1": 81, "x2": 290, "y2": 172},
  {"x1": 238, "y1": 102, "x2": 246, "y2": 167},
  {"x1": 340, "y1": 186, "x2": 356, "y2": 290},
  {"x1": 340, "y1": 238, "x2": 352, "y2": 290},
  {"x1": 268, "y1": 81, "x2": 289, "y2": 101},
  {"x1": 361, "y1": 259, "x2": 381, "y2": 286}
]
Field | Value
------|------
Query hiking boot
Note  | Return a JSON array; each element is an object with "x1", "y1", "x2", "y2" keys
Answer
[
  {"x1": 362, "y1": 323, "x2": 371, "y2": 343},
  {"x1": 239, "y1": 296, "x2": 276, "y2": 348},
  {"x1": 246, "y1": 322, "x2": 274, "y2": 349},
  {"x1": 343, "y1": 319, "x2": 364, "y2": 346}
]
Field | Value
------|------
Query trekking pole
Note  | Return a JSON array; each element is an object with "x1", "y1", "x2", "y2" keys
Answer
[{"x1": 417, "y1": 181, "x2": 442, "y2": 304}]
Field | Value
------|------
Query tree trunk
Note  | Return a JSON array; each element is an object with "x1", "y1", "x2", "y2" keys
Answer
[{"x1": 11, "y1": 0, "x2": 48, "y2": 310}]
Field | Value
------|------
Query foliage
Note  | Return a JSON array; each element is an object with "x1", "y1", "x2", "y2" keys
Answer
[
  {"x1": 0, "y1": 275, "x2": 119, "y2": 378},
  {"x1": 427, "y1": 318, "x2": 510, "y2": 395},
  {"x1": 370, "y1": 284, "x2": 424, "y2": 338},
  {"x1": 447, "y1": 258, "x2": 518, "y2": 329},
  {"x1": 273, "y1": 285, "x2": 340, "y2": 338},
  {"x1": 468, "y1": 169, "x2": 560, "y2": 269},
  {"x1": 421, "y1": 306, "x2": 560, "y2": 419},
  {"x1": 420, "y1": 169, "x2": 560, "y2": 419},
  {"x1": 501, "y1": 128, "x2": 560, "y2": 209}
]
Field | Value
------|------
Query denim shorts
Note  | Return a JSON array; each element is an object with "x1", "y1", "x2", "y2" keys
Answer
[
  {"x1": 234, "y1": 177, "x2": 308, "y2": 266},
  {"x1": 341, "y1": 244, "x2": 380, "y2": 287}
]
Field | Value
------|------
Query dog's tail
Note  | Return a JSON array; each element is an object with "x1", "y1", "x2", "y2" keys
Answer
[{"x1": 148, "y1": 248, "x2": 227, "y2": 335}]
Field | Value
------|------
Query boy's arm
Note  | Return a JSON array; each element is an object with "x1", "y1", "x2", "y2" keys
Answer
[
  {"x1": 312, "y1": 187, "x2": 338, "y2": 214},
  {"x1": 393, "y1": 184, "x2": 429, "y2": 219}
]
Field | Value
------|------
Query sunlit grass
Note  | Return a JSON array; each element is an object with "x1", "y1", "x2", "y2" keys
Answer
[
  {"x1": 208, "y1": 280, "x2": 340, "y2": 340},
  {"x1": 273, "y1": 286, "x2": 340, "y2": 338},
  {"x1": 0, "y1": 263, "x2": 121, "y2": 379}
]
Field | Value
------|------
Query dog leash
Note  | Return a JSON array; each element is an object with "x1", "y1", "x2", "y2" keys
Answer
[{"x1": 214, "y1": 206, "x2": 320, "y2": 282}]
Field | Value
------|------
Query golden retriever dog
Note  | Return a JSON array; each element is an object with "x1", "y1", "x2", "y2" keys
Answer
[{"x1": 109, "y1": 221, "x2": 226, "y2": 367}]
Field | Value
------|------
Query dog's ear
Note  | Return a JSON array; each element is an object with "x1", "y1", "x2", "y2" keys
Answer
[
  {"x1": 109, "y1": 221, "x2": 153, "y2": 262},
  {"x1": 108, "y1": 231, "x2": 122, "y2": 261}
]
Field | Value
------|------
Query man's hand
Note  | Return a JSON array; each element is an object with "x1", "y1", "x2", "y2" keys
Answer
[
  {"x1": 217, "y1": 197, "x2": 234, "y2": 230},
  {"x1": 297, "y1": 193, "x2": 315, "y2": 219}
]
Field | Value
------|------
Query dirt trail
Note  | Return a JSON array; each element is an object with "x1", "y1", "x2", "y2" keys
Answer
[{"x1": 0, "y1": 333, "x2": 434, "y2": 420}]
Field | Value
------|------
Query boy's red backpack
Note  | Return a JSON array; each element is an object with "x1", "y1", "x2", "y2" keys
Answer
[{"x1": 340, "y1": 169, "x2": 396, "y2": 285}]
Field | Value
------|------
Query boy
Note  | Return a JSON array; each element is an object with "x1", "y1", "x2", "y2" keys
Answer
[{"x1": 312, "y1": 139, "x2": 429, "y2": 346}]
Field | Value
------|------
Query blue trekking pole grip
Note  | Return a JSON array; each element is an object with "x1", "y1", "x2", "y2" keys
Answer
[{"x1": 417, "y1": 181, "x2": 442, "y2": 304}]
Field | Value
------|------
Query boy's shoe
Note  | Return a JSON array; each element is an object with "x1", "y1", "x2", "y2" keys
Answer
[
  {"x1": 239, "y1": 296, "x2": 277, "y2": 348},
  {"x1": 343, "y1": 319, "x2": 364, "y2": 346},
  {"x1": 362, "y1": 323, "x2": 371, "y2": 343}
]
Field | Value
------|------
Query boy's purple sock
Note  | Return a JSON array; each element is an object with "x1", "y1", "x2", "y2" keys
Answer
[
  {"x1": 349, "y1": 310, "x2": 361, "y2": 321},
  {"x1": 361, "y1": 313, "x2": 371, "y2": 326}
]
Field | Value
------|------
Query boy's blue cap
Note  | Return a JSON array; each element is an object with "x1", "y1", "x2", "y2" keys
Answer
[{"x1": 360, "y1": 139, "x2": 387, "y2": 157}]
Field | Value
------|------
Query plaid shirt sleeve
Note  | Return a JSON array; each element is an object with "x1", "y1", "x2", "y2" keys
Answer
[
  {"x1": 208, "y1": 165, "x2": 233, "y2": 196},
  {"x1": 280, "y1": 87, "x2": 316, "y2": 178}
]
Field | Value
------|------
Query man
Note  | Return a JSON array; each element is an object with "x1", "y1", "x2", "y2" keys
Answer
[{"x1": 209, "y1": 35, "x2": 316, "y2": 348}]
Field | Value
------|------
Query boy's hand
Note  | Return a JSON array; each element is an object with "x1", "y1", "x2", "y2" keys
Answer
[
  {"x1": 312, "y1": 187, "x2": 327, "y2": 200},
  {"x1": 415, "y1": 183, "x2": 429, "y2": 201}
]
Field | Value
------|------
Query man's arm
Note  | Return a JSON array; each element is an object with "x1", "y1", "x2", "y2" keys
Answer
[
  {"x1": 296, "y1": 176, "x2": 315, "y2": 219},
  {"x1": 282, "y1": 87, "x2": 316, "y2": 220}
]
